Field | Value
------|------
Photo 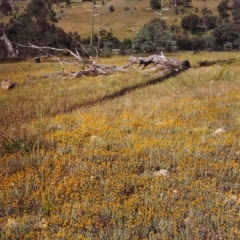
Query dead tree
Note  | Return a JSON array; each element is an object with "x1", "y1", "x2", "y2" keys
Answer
[
  {"x1": 14, "y1": 42, "x2": 127, "y2": 78},
  {"x1": 12, "y1": 41, "x2": 190, "y2": 79},
  {"x1": 0, "y1": 32, "x2": 18, "y2": 58},
  {"x1": 122, "y1": 56, "x2": 140, "y2": 69},
  {"x1": 123, "y1": 53, "x2": 191, "y2": 71},
  {"x1": 0, "y1": 0, "x2": 15, "y2": 15},
  {"x1": 138, "y1": 55, "x2": 157, "y2": 69},
  {"x1": 123, "y1": 55, "x2": 158, "y2": 69}
]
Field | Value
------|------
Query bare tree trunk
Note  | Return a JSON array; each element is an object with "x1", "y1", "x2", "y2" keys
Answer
[{"x1": 0, "y1": 32, "x2": 18, "y2": 58}]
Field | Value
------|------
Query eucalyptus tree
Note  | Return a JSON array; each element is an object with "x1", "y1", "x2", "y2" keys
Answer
[
  {"x1": 132, "y1": 18, "x2": 176, "y2": 53},
  {"x1": 0, "y1": 0, "x2": 81, "y2": 58}
]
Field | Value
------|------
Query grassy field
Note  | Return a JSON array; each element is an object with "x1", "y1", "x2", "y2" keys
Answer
[{"x1": 0, "y1": 52, "x2": 240, "y2": 239}]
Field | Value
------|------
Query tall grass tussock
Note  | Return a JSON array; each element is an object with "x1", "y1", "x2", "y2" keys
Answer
[{"x1": 0, "y1": 52, "x2": 240, "y2": 239}]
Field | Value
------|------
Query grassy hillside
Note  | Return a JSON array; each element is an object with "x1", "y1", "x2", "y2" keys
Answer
[
  {"x1": 54, "y1": 0, "x2": 222, "y2": 40},
  {"x1": 2, "y1": 0, "x2": 222, "y2": 41},
  {"x1": 0, "y1": 52, "x2": 240, "y2": 239}
]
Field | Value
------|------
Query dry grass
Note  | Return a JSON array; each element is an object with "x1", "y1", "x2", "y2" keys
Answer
[
  {"x1": 0, "y1": 51, "x2": 240, "y2": 239},
  {"x1": 54, "y1": 0, "x2": 222, "y2": 40}
]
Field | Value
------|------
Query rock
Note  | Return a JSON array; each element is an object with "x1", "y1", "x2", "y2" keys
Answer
[
  {"x1": 152, "y1": 169, "x2": 169, "y2": 177},
  {"x1": 1, "y1": 79, "x2": 15, "y2": 90},
  {"x1": 173, "y1": 189, "x2": 178, "y2": 194},
  {"x1": 213, "y1": 128, "x2": 226, "y2": 136}
]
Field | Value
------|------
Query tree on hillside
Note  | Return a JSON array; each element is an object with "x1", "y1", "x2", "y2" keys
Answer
[
  {"x1": 231, "y1": 9, "x2": 240, "y2": 23},
  {"x1": 182, "y1": 0, "x2": 192, "y2": 8},
  {"x1": 233, "y1": 34, "x2": 240, "y2": 50},
  {"x1": 150, "y1": 0, "x2": 161, "y2": 10},
  {"x1": 0, "y1": 29, "x2": 18, "y2": 58},
  {"x1": 190, "y1": 37, "x2": 206, "y2": 51},
  {"x1": 0, "y1": 0, "x2": 81, "y2": 58},
  {"x1": 174, "y1": 0, "x2": 191, "y2": 6},
  {"x1": 109, "y1": 5, "x2": 115, "y2": 12},
  {"x1": 201, "y1": 8, "x2": 217, "y2": 32},
  {"x1": 233, "y1": 0, "x2": 240, "y2": 8},
  {"x1": 212, "y1": 22, "x2": 239, "y2": 50},
  {"x1": 176, "y1": 37, "x2": 192, "y2": 51},
  {"x1": 26, "y1": 0, "x2": 58, "y2": 24},
  {"x1": 119, "y1": 38, "x2": 132, "y2": 55},
  {"x1": 132, "y1": 18, "x2": 176, "y2": 53},
  {"x1": 99, "y1": 32, "x2": 121, "y2": 49},
  {"x1": 0, "y1": 0, "x2": 15, "y2": 15},
  {"x1": 181, "y1": 14, "x2": 202, "y2": 33},
  {"x1": 217, "y1": 0, "x2": 231, "y2": 20}
]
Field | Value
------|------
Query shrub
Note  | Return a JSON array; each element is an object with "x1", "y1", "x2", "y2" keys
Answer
[
  {"x1": 133, "y1": 18, "x2": 176, "y2": 53},
  {"x1": 109, "y1": 5, "x2": 115, "y2": 12}
]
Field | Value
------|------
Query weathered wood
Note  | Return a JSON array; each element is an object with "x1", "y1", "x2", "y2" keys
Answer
[
  {"x1": 1, "y1": 79, "x2": 15, "y2": 90},
  {"x1": 13, "y1": 42, "x2": 191, "y2": 79},
  {"x1": 70, "y1": 65, "x2": 127, "y2": 79},
  {"x1": 123, "y1": 53, "x2": 191, "y2": 71},
  {"x1": 0, "y1": 32, "x2": 18, "y2": 58},
  {"x1": 33, "y1": 57, "x2": 41, "y2": 63}
]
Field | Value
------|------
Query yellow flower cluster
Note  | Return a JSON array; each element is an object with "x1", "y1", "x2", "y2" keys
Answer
[{"x1": 0, "y1": 52, "x2": 240, "y2": 239}]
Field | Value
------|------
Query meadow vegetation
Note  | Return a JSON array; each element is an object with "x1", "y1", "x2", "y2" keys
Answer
[{"x1": 0, "y1": 51, "x2": 240, "y2": 239}]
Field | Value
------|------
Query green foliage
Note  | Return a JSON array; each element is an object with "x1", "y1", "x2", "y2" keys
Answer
[
  {"x1": 26, "y1": 0, "x2": 58, "y2": 24},
  {"x1": 0, "y1": 0, "x2": 13, "y2": 14},
  {"x1": 132, "y1": 18, "x2": 176, "y2": 53},
  {"x1": 191, "y1": 37, "x2": 206, "y2": 51},
  {"x1": 232, "y1": 9, "x2": 240, "y2": 23},
  {"x1": 149, "y1": 0, "x2": 161, "y2": 10},
  {"x1": 119, "y1": 38, "x2": 132, "y2": 55},
  {"x1": 224, "y1": 42, "x2": 233, "y2": 51},
  {"x1": 0, "y1": 135, "x2": 43, "y2": 155},
  {"x1": 176, "y1": 37, "x2": 192, "y2": 50},
  {"x1": 181, "y1": 14, "x2": 202, "y2": 33},
  {"x1": 201, "y1": 7, "x2": 217, "y2": 31},
  {"x1": 102, "y1": 41, "x2": 113, "y2": 57},
  {"x1": 204, "y1": 36, "x2": 217, "y2": 51},
  {"x1": 1, "y1": 0, "x2": 240, "y2": 56},
  {"x1": 1, "y1": 0, "x2": 81, "y2": 57},
  {"x1": 182, "y1": 0, "x2": 192, "y2": 7},
  {"x1": 213, "y1": 22, "x2": 240, "y2": 50},
  {"x1": 233, "y1": 34, "x2": 240, "y2": 50},
  {"x1": 217, "y1": 0, "x2": 231, "y2": 19},
  {"x1": 99, "y1": 32, "x2": 121, "y2": 50},
  {"x1": 109, "y1": 5, "x2": 115, "y2": 12}
]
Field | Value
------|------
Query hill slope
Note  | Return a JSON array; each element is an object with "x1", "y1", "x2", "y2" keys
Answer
[{"x1": 54, "y1": 0, "x2": 222, "y2": 40}]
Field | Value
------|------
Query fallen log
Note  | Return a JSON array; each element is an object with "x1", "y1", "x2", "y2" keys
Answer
[
  {"x1": 123, "y1": 53, "x2": 191, "y2": 71},
  {"x1": 69, "y1": 65, "x2": 128, "y2": 79},
  {"x1": 12, "y1": 42, "x2": 190, "y2": 78}
]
